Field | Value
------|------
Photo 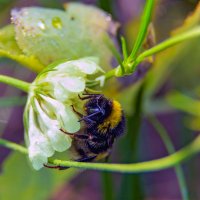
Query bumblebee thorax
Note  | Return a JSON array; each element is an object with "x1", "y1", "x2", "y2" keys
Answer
[{"x1": 97, "y1": 100, "x2": 122, "y2": 134}]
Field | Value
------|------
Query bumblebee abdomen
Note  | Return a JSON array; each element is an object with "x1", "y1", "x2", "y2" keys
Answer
[
  {"x1": 87, "y1": 134, "x2": 114, "y2": 154},
  {"x1": 111, "y1": 113, "x2": 125, "y2": 137}
]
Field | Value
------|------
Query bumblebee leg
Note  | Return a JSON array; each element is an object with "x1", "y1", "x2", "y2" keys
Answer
[
  {"x1": 103, "y1": 149, "x2": 112, "y2": 162},
  {"x1": 79, "y1": 117, "x2": 96, "y2": 126},
  {"x1": 60, "y1": 128, "x2": 73, "y2": 135},
  {"x1": 60, "y1": 128, "x2": 89, "y2": 139},
  {"x1": 79, "y1": 110, "x2": 101, "y2": 123},
  {"x1": 43, "y1": 164, "x2": 69, "y2": 170},
  {"x1": 82, "y1": 88, "x2": 102, "y2": 95},
  {"x1": 74, "y1": 134, "x2": 89, "y2": 139},
  {"x1": 76, "y1": 155, "x2": 97, "y2": 162},
  {"x1": 71, "y1": 105, "x2": 83, "y2": 117},
  {"x1": 96, "y1": 100, "x2": 105, "y2": 115},
  {"x1": 44, "y1": 155, "x2": 97, "y2": 170},
  {"x1": 105, "y1": 154, "x2": 110, "y2": 162},
  {"x1": 79, "y1": 117, "x2": 94, "y2": 124},
  {"x1": 78, "y1": 94, "x2": 103, "y2": 100},
  {"x1": 82, "y1": 93, "x2": 101, "y2": 96},
  {"x1": 78, "y1": 94, "x2": 93, "y2": 100}
]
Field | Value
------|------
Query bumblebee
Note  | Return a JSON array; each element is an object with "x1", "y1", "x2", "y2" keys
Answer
[
  {"x1": 71, "y1": 93, "x2": 125, "y2": 161},
  {"x1": 45, "y1": 93, "x2": 125, "y2": 169}
]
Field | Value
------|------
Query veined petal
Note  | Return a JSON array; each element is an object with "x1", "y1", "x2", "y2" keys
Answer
[
  {"x1": 28, "y1": 106, "x2": 54, "y2": 157},
  {"x1": 40, "y1": 95, "x2": 81, "y2": 133},
  {"x1": 34, "y1": 99, "x2": 72, "y2": 152}
]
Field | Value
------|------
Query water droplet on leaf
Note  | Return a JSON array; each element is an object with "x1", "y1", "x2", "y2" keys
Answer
[
  {"x1": 38, "y1": 20, "x2": 46, "y2": 30},
  {"x1": 52, "y1": 17, "x2": 63, "y2": 29}
]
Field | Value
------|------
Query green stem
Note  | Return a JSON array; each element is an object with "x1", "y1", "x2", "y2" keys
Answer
[
  {"x1": 121, "y1": 36, "x2": 128, "y2": 60},
  {"x1": 101, "y1": 26, "x2": 200, "y2": 81},
  {"x1": 134, "y1": 26, "x2": 200, "y2": 67},
  {"x1": 0, "y1": 137, "x2": 200, "y2": 173},
  {"x1": 48, "y1": 139, "x2": 200, "y2": 172},
  {"x1": 0, "y1": 138, "x2": 27, "y2": 154},
  {"x1": 129, "y1": 0, "x2": 154, "y2": 60},
  {"x1": 0, "y1": 75, "x2": 30, "y2": 92},
  {"x1": 149, "y1": 116, "x2": 189, "y2": 200},
  {"x1": 104, "y1": 68, "x2": 117, "y2": 80},
  {"x1": 101, "y1": 172, "x2": 114, "y2": 200}
]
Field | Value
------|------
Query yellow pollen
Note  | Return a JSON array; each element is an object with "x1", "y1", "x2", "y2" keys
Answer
[{"x1": 98, "y1": 100, "x2": 122, "y2": 133}]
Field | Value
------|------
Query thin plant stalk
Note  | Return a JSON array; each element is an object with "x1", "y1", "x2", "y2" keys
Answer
[
  {"x1": 0, "y1": 137, "x2": 200, "y2": 173},
  {"x1": 0, "y1": 75, "x2": 30, "y2": 92},
  {"x1": 148, "y1": 116, "x2": 189, "y2": 200},
  {"x1": 128, "y1": 0, "x2": 154, "y2": 61}
]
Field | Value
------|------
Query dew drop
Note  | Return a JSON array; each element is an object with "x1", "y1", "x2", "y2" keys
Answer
[
  {"x1": 52, "y1": 17, "x2": 63, "y2": 29},
  {"x1": 37, "y1": 20, "x2": 46, "y2": 30}
]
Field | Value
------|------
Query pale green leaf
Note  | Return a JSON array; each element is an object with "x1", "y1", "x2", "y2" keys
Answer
[
  {"x1": 0, "y1": 152, "x2": 78, "y2": 200},
  {"x1": 12, "y1": 3, "x2": 118, "y2": 70},
  {"x1": 166, "y1": 91, "x2": 200, "y2": 117},
  {"x1": 0, "y1": 25, "x2": 44, "y2": 72}
]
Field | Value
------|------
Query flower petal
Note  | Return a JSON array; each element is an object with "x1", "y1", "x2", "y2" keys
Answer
[
  {"x1": 47, "y1": 128, "x2": 72, "y2": 152},
  {"x1": 60, "y1": 106, "x2": 81, "y2": 133},
  {"x1": 28, "y1": 145, "x2": 48, "y2": 170},
  {"x1": 54, "y1": 62, "x2": 85, "y2": 76},
  {"x1": 60, "y1": 76, "x2": 85, "y2": 93},
  {"x1": 53, "y1": 82, "x2": 71, "y2": 101},
  {"x1": 48, "y1": 57, "x2": 103, "y2": 77},
  {"x1": 28, "y1": 106, "x2": 54, "y2": 157},
  {"x1": 34, "y1": 98, "x2": 73, "y2": 151},
  {"x1": 72, "y1": 57, "x2": 102, "y2": 74},
  {"x1": 40, "y1": 95, "x2": 81, "y2": 133}
]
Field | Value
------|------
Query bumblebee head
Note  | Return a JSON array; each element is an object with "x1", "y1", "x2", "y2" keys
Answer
[{"x1": 84, "y1": 95, "x2": 112, "y2": 124}]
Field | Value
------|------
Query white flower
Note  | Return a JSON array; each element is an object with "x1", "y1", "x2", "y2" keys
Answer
[{"x1": 24, "y1": 57, "x2": 103, "y2": 170}]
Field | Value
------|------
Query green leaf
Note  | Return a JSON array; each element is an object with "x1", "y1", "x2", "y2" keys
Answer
[
  {"x1": 0, "y1": 152, "x2": 78, "y2": 200},
  {"x1": 166, "y1": 91, "x2": 200, "y2": 117},
  {"x1": 0, "y1": 25, "x2": 44, "y2": 72},
  {"x1": 186, "y1": 116, "x2": 200, "y2": 131},
  {"x1": 0, "y1": 25, "x2": 21, "y2": 54},
  {"x1": 12, "y1": 3, "x2": 118, "y2": 70}
]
